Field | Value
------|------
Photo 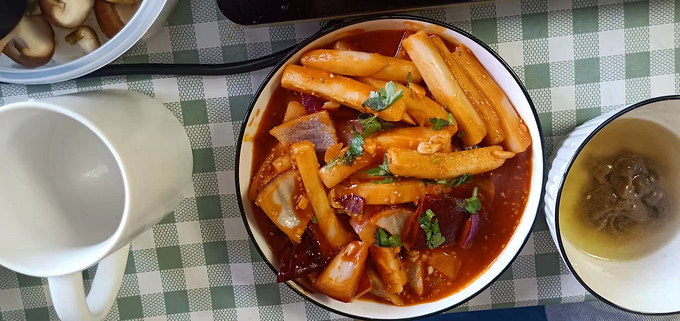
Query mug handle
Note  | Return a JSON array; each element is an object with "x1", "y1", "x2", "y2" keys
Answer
[{"x1": 48, "y1": 244, "x2": 130, "y2": 321}]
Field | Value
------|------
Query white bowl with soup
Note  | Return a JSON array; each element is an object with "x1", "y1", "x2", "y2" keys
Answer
[
  {"x1": 236, "y1": 16, "x2": 545, "y2": 319},
  {"x1": 545, "y1": 96, "x2": 680, "y2": 314}
]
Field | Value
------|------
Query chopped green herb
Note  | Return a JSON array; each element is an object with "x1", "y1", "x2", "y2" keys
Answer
[
  {"x1": 439, "y1": 190, "x2": 453, "y2": 200},
  {"x1": 365, "y1": 155, "x2": 390, "y2": 177},
  {"x1": 374, "y1": 227, "x2": 403, "y2": 247},
  {"x1": 425, "y1": 174, "x2": 473, "y2": 188},
  {"x1": 430, "y1": 118, "x2": 449, "y2": 130},
  {"x1": 372, "y1": 176, "x2": 395, "y2": 184},
  {"x1": 452, "y1": 173, "x2": 472, "y2": 187},
  {"x1": 358, "y1": 113, "x2": 394, "y2": 137},
  {"x1": 362, "y1": 81, "x2": 404, "y2": 111},
  {"x1": 418, "y1": 209, "x2": 446, "y2": 249},
  {"x1": 311, "y1": 216, "x2": 318, "y2": 224},
  {"x1": 324, "y1": 154, "x2": 342, "y2": 170},
  {"x1": 343, "y1": 128, "x2": 364, "y2": 165},
  {"x1": 407, "y1": 72, "x2": 414, "y2": 98},
  {"x1": 365, "y1": 155, "x2": 395, "y2": 184},
  {"x1": 430, "y1": 113, "x2": 455, "y2": 130},
  {"x1": 457, "y1": 130, "x2": 466, "y2": 138},
  {"x1": 459, "y1": 186, "x2": 481, "y2": 214}
]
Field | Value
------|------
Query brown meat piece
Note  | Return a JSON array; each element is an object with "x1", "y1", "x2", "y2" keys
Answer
[
  {"x1": 269, "y1": 111, "x2": 339, "y2": 158},
  {"x1": 583, "y1": 153, "x2": 665, "y2": 234}
]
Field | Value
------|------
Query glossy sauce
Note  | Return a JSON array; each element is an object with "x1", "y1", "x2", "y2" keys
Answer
[{"x1": 249, "y1": 30, "x2": 532, "y2": 305}]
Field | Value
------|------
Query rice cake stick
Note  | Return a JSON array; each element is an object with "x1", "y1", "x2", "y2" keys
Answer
[
  {"x1": 291, "y1": 141, "x2": 352, "y2": 250},
  {"x1": 430, "y1": 36, "x2": 505, "y2": 145},
  {"x1": 281, "y1": 65, "x2": 407, "y2": 122},
  {"x1": 358, "y1": 77, "x2": 450, "y2": 127},
  {"x1": 300, "y1": 49, "x2": 423, "y2": 83},
  {"x1": 402, "y1": 31, "x2": 487, "y2": 146},
  {"x1": 318, "y1": 148, "x2": 378, "y2": 189},
  {"x1": 336, "y1": 179, "x2": 428, "y2": 205},
  {"x1": 452, "y1": 44, "x2": 532, "y2": 153},
  {"x1": 386, "y1": 146, "x2": 515, "y2": 179}
]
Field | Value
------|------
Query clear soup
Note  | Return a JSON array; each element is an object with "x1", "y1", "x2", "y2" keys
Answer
[{"x1": 559, "y1": 118, "x2": 680, "y2": 260}]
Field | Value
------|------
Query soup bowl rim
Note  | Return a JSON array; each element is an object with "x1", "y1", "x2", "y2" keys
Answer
[
  {"x1": 552, "y1": 94, "x2": 680, "y2": 316},
  {"x1": 235, "y1": 15, "x2": 546, "y2": 320}
]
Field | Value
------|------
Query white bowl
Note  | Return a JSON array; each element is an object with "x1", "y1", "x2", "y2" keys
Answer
[
  {"x1": 0, "y1": 0, "x2": 177, "y2": 84},
  {"x1": 544, "y1": 96, "x2": 680, "y2": 314},
  {"x1": 236, "y1": 16, "x2": 546, "y2": 320}
]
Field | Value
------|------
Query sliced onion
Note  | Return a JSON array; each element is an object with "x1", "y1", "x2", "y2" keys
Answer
[
  {"x1": 337, "y1": 194, "x2": 365, "y2": 215},
  {"x1": 460, "y1": 214, "x2": 482, "y2": 249},
  {"x1": 348, "y1": 119, "x2": 363, "y2": 135},
  {"x1": 301, "y1": 94, "x2": 325, "y2": 113}
]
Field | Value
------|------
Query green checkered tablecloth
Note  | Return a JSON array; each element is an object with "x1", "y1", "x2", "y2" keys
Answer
[{"x1": 0, "y1": 0, "x2": 676, "y2": 320}]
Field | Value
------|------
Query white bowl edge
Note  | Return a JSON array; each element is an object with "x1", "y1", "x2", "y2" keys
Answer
[{"x1": 238, "y1": 17, "x2": 545, "y2": 320}]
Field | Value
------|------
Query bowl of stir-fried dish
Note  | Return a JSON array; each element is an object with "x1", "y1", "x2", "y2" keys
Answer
[{"x1": 236, "y1": 16, "x2": 545, "y2": 319}]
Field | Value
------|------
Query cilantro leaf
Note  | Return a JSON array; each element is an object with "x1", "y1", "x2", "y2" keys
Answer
[
  {"x1": 430, "y1": 113, "x2": 455, "y2": 130},
  {"x1": 358, "y1": 113, "x2": 394, "y2": 137},
  {"x1": 311, "y1": 216, "x2": 318, "y2": 224},
  {"x1": 365, "y1": 155, "x2": 390, "y2": 177},
  {"x1": 372, "y1": 176, "x2": 394, "y2": 184},
  {"x1": 452, "y1": 173, "x2": 472, "y2": 187},
  {"x1": 362, "y1": 81, "x2": 404, "y2": 111},
  {"x1": 459, "y1": 186, "x2": 482, "y2": 214},
  {"x1": 407, "y1": 72, "x2": 414, "y2": 98},
  {"x1": 342, "y1": 128, "x2": 364, "y2": 165},
  {"x1": 365, "y1": 155, "x2": 395, "y2": 184},
  {"x1": 374, "y1": 227, "x2": 403, "y2": 247},
  {"x1": 425, "y1": 174, "x2": 473, "y2": 188},
  {"x1": 430, "y1": 117, "x2": 449, "y2": 130},
  {"x1": 422, "y1": 179, "x2": 436, "y2": 186},
  {"x1": 418, "y1": 209, "x2": 446, "y2": 249},
  {"x1": 323, "y1": 154, "x2": 342, "y2": 170}
]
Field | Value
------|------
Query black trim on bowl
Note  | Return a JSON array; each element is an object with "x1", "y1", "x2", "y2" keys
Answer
[
  {"x1": 235, "y1": 15, "x2": 547, "y2": 320},
  {"x1": 553, "y1": 95, "x2": 680, "y2": 316}
]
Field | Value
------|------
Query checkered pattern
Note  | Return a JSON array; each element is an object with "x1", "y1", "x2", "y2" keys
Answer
[{"x1": 0, "y1": 0, "x2": 675, "y2": 319}]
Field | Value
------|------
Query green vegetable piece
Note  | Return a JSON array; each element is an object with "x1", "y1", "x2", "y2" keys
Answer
[
  {"x1": 311, "y1": 216, "x2": 318, "y2": 224},
  {"x1": 342, "y1": 128, "x2": 364, "y2": 165},
  {"x1": 358, "y1": 113, "x2": 394, "y2": 138},
  {"x1": 362, "y1": 81, "x2": 404, "y2": 111},
  {"x1": 418, "y1": 209, "x2": 446, "y2": 249},
  {"x1": 459, "y1": 186, "x2": 482, "y2": 214},
  {"x1": 452, "y1": 173, "x2": 472, "y2": 187},
  {"x1": 374, "y1": 227, "x2": 403, "y2": 247},
  {"x1": 430, "y1": 117, "x2": 449, "y2": 131},
  {"x1": 365, "y1": 155, "x2": 390, "y2": 177},
  {"x1": 407, "y1": 72, "x2": 414, "y2": 98},
  {"x1": 430, "y1": 113, "x2": 455, "y2": 131},
  {"x1": 323, "y1": 154, "x2": 342, "y2": 170},
  {"x1": 365, "y1": 155, "x2": 395, "y2": 184}
]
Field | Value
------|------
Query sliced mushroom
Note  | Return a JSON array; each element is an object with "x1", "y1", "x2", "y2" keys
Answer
[
  {"x1": 39, "y1": 0, "x2": 95, "y2": 28},
  {"x1": 65, "y1": 26, "x2": 101, "y2": 54},
  {"x1": 94, "y1": 0, "x2": 140, "y2": 38},
  {"x1": 2, "y1": 15, "x2": 55, "y2": 68}
]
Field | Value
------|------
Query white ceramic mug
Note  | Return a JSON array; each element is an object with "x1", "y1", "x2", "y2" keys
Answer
[{"x1": 0, "y1": 90, "x2": 193, "y2": 320}]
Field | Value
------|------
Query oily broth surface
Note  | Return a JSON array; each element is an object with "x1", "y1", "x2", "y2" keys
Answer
[{"x1": 559, "y1": 118, "x2": 680, "y2": 260}]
